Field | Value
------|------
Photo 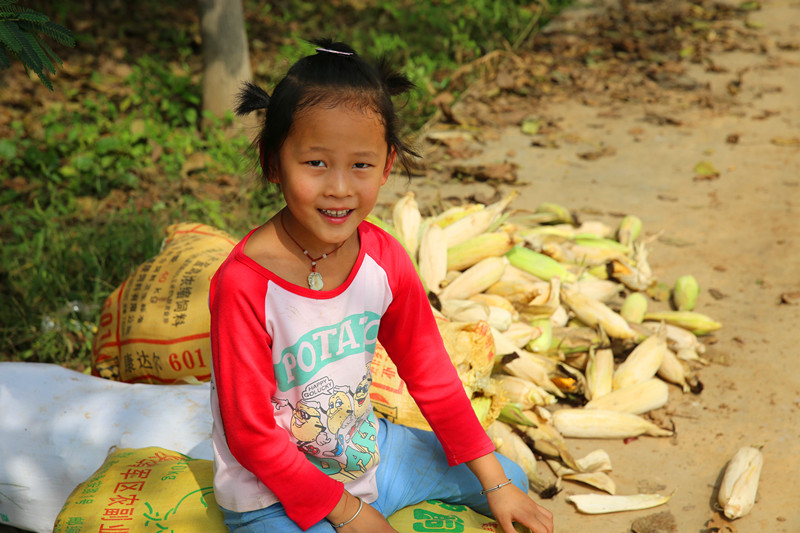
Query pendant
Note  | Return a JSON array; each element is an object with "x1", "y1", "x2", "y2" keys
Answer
[{"x1": 308, "y1": 271, "x2": 324, "y2": 291}]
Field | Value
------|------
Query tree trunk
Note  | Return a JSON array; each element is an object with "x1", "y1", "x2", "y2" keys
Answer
[{"x1": 198, "y1": 0, "x2": 252, "y2": 123}]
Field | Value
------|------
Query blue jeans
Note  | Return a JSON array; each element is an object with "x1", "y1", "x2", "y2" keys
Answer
[{"x1": 219, "y1": 418, "x2": 527, "y2": 532}]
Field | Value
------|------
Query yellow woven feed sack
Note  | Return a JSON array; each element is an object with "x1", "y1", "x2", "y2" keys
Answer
[
  {"x1": 92, "y1": 223, "x2": 237, "y2": 383},
  {"x1": 388, "y1": 499, "x2": 511, "y2": 533},
  {"x1": 52, "y1": 446, "x2": 226, "y2": 533},
  {"x1": 370, "y1": 318, "x2": 503, "y2": 431}
]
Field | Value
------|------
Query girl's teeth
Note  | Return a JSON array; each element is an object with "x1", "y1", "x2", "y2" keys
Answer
[{"x1": 321, "y1": 209, "x2": 350, "y2": 217}]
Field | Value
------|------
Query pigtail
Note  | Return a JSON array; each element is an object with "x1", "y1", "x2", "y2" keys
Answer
[
  {"x1": 235, "y1": 81, "x2": 271, "y2": 116},
  {"x1": 376, "y1": 56, "x2": 415, "y2": 97}
]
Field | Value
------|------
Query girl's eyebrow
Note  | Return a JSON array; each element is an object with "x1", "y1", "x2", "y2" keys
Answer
[{"x1": 302, "y1": 146, "x2": 381, "y2": 158}]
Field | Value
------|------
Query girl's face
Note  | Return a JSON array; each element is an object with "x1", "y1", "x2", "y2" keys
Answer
[{"x1": 271, "y1": 103, "x2": 395, "y2": 252}]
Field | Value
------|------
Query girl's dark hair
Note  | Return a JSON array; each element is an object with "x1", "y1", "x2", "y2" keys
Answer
[{"x1": 235, "y1": 38, "x2": 419, "y2": 185}]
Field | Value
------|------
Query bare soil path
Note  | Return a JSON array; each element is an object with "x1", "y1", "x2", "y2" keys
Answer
[{"x1": 378, "y1": 1, "x2": 800, "y2": 532}]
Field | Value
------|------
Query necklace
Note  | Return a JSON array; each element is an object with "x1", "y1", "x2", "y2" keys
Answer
[{"x1": 280, "y1": 212, "x2": 347, "y2": 290}]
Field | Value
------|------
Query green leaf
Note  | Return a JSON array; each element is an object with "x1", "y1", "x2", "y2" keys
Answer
[
  {"x1": 20, "y1": 27, "x2": 55, "y2": 74},
  {"x1": 0, "y1": 138, "x2": 17, "y2": 159},
  {"x1": 0, "y1": 43, "x2": 9, "y2": 68},
  {"x1": 0, "y1": 19, "x2": 23, "y2": 52},
  {"x1": 37, "y1": 19, "x2": 74, "y2": 47}
]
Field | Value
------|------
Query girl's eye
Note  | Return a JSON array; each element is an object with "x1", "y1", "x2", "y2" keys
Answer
[
  {"x1": 306, "y1": 160, "x2": 325, "y2": 168},
  {"x1": 353, "y1": 163, "x2": 372, "y2": 169}
]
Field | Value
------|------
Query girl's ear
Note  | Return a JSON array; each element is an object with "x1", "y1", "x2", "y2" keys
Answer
[
  {"x1": 381, "y1": 148, "x2": 397, "y2": 185},
  {"x1": 260, "y1": 139, "x2": 280, "y2": 184}
]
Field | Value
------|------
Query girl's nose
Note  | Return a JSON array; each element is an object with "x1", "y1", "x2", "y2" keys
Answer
[{"x1": 325, "y1": 168, "x2": 351, "y2": 197}]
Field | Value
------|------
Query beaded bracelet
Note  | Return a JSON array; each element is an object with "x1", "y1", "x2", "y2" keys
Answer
[
  {"x1": 332, "y1": 496, "x2": 363, "y2": 529},
  {"x1": 480, "y1": 479, "x2": 513, "y2": 495}
]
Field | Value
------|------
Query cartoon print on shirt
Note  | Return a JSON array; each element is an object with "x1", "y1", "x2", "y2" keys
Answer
[
  {"x1": 272, "y1": 397, "x2": 330, "y2": 455},
  {"x1": 273, "y1": 367, "x2": 379, "y2": 479}
]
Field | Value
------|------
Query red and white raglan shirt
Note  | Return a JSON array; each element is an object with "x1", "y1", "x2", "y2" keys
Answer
[{"x1": 209, "y1": 220, "x2": 495, "y2": 530}]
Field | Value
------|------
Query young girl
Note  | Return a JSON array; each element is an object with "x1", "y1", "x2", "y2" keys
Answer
[{"x1": 209, "y1": 39, "x2": 554, "y2": 533}]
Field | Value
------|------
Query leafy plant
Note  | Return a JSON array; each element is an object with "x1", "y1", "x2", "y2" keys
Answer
[{"x1": 0, "y1": 0, "x2": 75, "y2": 90}]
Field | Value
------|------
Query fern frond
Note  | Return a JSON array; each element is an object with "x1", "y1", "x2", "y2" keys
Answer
[
  {"x1": 35, "y1": 19, "x2": 74, "y2": 47},
  {"x1": 25, "y1": 30, "x2": 55, "y2": 74},
  {"x1": 15, "y1": 11, "x2": 50, "y2": 24},
  {"x1": 32, "y1": 31, "x2": 62, "y2": 68},
  {"x1": 14, "y1": 25, "x2": 42, "y2": 73},
  {"x1": 0, "y1": 19, "x2": 22, "y2": 52}
]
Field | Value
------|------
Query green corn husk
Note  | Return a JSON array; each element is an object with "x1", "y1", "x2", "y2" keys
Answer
[
  {"x1": 643, "y1": 310, "x2": 722, "y2": 336},
  {"x1": 672, "y1": 275, "x2": 700, "y2": 311},
  {"x1": 506, "y1": 245, "x2": 576, "y2": 282},
  {"x1": 620, "y1": 292, "x2": 648, "y2": 323}
]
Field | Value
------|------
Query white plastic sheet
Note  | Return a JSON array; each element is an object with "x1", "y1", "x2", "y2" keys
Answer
[{"x1": 0, "y1": 362, "x2": 213, "y2": 533}]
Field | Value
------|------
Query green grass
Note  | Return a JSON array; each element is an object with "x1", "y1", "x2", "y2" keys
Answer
[{"x1": 0, "y1": 0, "x2": 573, "y2": 369}]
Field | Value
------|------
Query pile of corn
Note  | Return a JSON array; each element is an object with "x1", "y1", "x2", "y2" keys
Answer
[{"x1": 374, "y1": 190, "x2": 754, "y2": 516}]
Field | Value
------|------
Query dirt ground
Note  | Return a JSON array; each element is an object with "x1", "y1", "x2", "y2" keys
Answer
[{"x1": 377, "y1": 1, "x2": 800, "y2": 532}]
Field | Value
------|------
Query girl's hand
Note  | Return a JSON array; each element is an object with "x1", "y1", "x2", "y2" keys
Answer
[{"x1": 486, "y1": 484, "x2": 554, "y2": 533}]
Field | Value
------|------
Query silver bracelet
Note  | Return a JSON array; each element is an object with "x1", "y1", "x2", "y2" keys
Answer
[
  {"x1": 480, "y1": 478, "x2": 513, "y2": 495},
  {"x1": 332, "y1": 496, "x2": 363, "y2": 528}
]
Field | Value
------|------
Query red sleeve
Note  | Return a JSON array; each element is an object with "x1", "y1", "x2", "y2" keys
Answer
[
  {"x1": 210, "y1": 256, "x2": 343, "y2": 530},
  {"x1": 369, "y1": 226, "x2": 495, "y2": 465}
]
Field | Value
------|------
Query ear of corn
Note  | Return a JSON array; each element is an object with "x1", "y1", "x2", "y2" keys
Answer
[
  {"x1": 433, "y1": 203, "x2": 484, "y2": 228},
  {"x1": 440, "y1": 299, "x2": 490, "y2": 324},
  {"x1": 442, "y1": 192, "x2": 519, "y2": 247},
  {"x1": 520, "y1": 278, "x2": 562, "y2": 319},
  {"x1": 486, "y1": 420, "x2": 557, "y2": 496},
  {"x1": 504, "y1": 321, "x2": 542, "y2": 348},
  {"x1": 573, "y1": 278, "x2": 624, "y2": 303},
  {"x1": 551, "y1": 408, "x2": 673, "y2": 438},
  {"x1": 439, "y1": 256, "x2": 508, "y2": 301},
  {"x1": 418, "y1": 222, "x2": 447, "y2": 294},
  {"x1": 536, "y1": 202, "x2": 575, "y2": 225},
  {"x1": 639, "y1": 321, "x2": 706, "y2": 354},
  {"x1": 717, "y1": 446, "x2": 763, "y2": 520},
  {"x1": 561, "y1": 285, "x2": 636, "y2": 340},
  {"x1": 486, "y1": 306, "x2": 514, "y2": 332},
  {"x1": 468, "y1": 293, "x2": 518, "y2": 318},
  {"x1": 643, "y1": 310, "x2": 722, "y2": 335},
  {"x1": 585, "y1": 378, "x2": 669, "y2": 414},
  {"x1": 584, "y1": 348, "x2": 615, "y2": 401},
  {"x1": 616, "y1": 214, "x2": 643, "y2": 247},
  {"x1": 672, "y1": 274, "x2": 700, "y2": 311},
  {"x1": 658, "y1": 347, "x2": 691, "y2": 392},
  {"x1": 612, "y1": 324, "x2": 668, "y2": 390},
  {"x1": 501, "y1": 351, "x2": 564, "y2": 398},
  {"x1": 490, "y1": 374, "x2": 557, "y2": 408},
  {"x1": 392, "y1": 191, "x2": 422, "y2": 259},
  {"x1": 516, "y1": 409, "x2": 579, "y2": 471},
  {"x1": 610, "y1": 242, "x2": 655, "y2": 291},
  {"x1": 567, "y1": 492, "x2": 671, "y2": 514},
  {"x1": 506, "y1": 245, "x2": 577, "y2": 282},
  {"x1": 447, "y1": 231, "x2": 519, "y2": 271},
  {"x1": 620, "y1": 291, "x2": 648, "y2": 323},
  {"x1": 526, "y1": 317, "x2": 553, "y2": 353}
]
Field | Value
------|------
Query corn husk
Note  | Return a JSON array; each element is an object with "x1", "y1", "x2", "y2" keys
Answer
[
  {"x1": 418, "y1": 222, "x2": 447, "y2": 294},
  {"x1": 442, "y1": 192, "x2": 518, "y2": 247},
  {"x1": 501, "y1": 351, "x2": 564, "y2": 398},
  {"x1": 567, "y1": 492, "x2": 671, "y2": 514},
  {"x1": 617, "y1": 214, "x2": 643, "y2": 247},
  {"x1": 672, "y1": 274, "x2": 700, "y2": 311},
  {"x1": 584, "y1": 347, "x2": 614, "y2": 401},
  {"x1": 585, "y1": 378, "x2": 669, "y2": 414},
  {"x1": 551, "y1": 408, "x2": 673, "y2": 438},
  {"x1": 561, "y1": 285, "x2": 636, "y2": 340},
  {"x1": 506, "y1": 245, "x2": 577, "y2": 283},
  {"x1": 447, "y1": 231, "x2": 519, "y2": 271},
  {"x1": 643, "y1": 310, "x2": 721, "y2": 336},
  {"x1": 658, "y1": 347, "x2": 691, "y2": 392},
  {"x1": 392, "y1": 191, "x2": 422, "y2": 259},
  {"x1": 620, "y1": 291, "x2": 648, "y2": 323},
  {"x1": 440, "y1": 256, "x2": 508, "y2": 301},
  {"x1": 612, "y1": 323, "x2": 668, "y2": 390},
  {"x1": 485, "y1": 420, "x2": 556, "y2": 496},
  {"x1": 718, "y1": 446, "x2": 763, "y2": 520},
  {"x1": 489, "y1": 374, "x2": 557, "y2": 408}
]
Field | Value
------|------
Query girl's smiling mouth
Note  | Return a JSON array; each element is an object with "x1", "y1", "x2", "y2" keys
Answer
[{"x1": 320, "y1": 209, "x2": 352, "y2": 218}]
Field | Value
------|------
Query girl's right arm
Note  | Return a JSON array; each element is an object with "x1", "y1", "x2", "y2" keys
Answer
[{"x1": 210, "y1": 260, "x2": 343, "y2": 529}]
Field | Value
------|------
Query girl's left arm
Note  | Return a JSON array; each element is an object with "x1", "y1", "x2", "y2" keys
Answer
[{"x1": 466, "y1": 453, "x2": 554, "y2": 533}]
